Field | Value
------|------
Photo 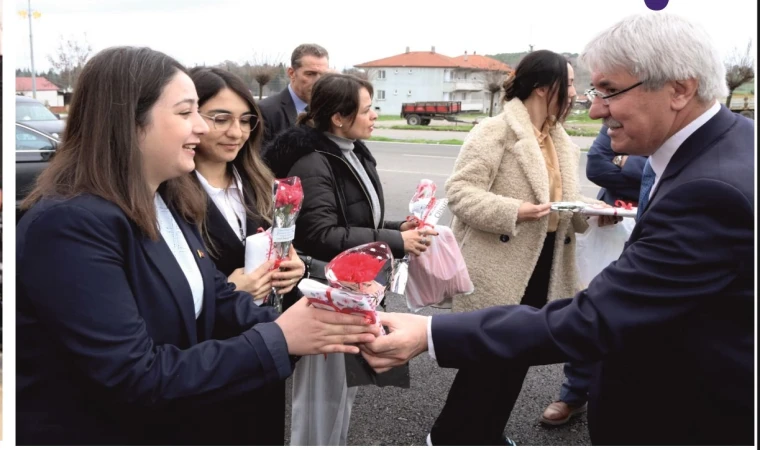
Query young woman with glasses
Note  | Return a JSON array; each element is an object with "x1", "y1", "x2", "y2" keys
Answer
[{"x1": 186, "y1": 66, "x2": 307, "y2": 444}]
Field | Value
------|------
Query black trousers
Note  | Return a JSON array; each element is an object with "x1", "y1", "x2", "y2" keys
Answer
[{"x1": 430, "y1": 232, "x2": 557, "y2": 446}]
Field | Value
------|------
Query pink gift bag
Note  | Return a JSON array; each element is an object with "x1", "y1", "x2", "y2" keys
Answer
[{"x1": 405, "y1": 225, "x2": 474, "y2": 312}]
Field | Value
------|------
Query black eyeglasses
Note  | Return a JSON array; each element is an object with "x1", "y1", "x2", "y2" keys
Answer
[{"x1": 587, "y1": 81, "x2": 643, "y2": 106}]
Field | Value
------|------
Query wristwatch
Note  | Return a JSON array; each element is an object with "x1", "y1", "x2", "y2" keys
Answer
[{"x1": 612, "y1": 155, "x2": 624, "y2": 167}]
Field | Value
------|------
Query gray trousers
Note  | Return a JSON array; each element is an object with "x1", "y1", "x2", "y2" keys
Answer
[{"x1": 290, "y1": 353, "x2": 358, "y2": 446}]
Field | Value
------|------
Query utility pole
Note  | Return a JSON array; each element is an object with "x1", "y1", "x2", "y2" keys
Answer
[{"x1": 27, "y1": 0, "x2": 37, "y2": 98}]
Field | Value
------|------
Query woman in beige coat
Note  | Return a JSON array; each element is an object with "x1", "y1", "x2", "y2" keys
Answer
[{"x1": 428, "y1": 50, "x2": 607, "y2": 446}]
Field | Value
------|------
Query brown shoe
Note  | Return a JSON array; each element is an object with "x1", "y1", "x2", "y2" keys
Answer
[{"x1": 539, "y1": 401, "x2": 587, "y2": 426}]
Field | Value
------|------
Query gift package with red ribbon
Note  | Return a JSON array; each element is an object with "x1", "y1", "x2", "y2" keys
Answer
[
  {"x1": 392, "y1": 179, "x2": 474, "y2": 312},
  {"x1": 391, "y1": 179, "x2": 448, "y2": 296},
  {"x1": 298, "y1": 242, "x2": 410, "y2": 387},
  {"x1": 298, "y1": 242, "x2": 393, "y2": 333},
  {"x1": 244, "y1": 227, "x2": 276, "y2": 305}
]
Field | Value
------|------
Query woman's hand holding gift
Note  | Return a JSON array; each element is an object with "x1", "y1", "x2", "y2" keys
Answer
[
  {"x1": 229, "y1": 261, "x2": 275, "y2": 300},
  {"x1": 401, "y1": 228, "x2": 439, "y2": 256},
  {"x1": 272, "y1": 244, "x2": 306, "y2": 295},
  {"x1": 276, "y1": 297, "x2": 382, "y2": 356}
]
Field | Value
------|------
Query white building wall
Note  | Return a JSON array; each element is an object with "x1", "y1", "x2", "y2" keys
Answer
[
  {"x1": 368, "y1": 67, "x2": 446, "y2": 116},
  {"x1": 18, "y1": 90, "x2": 64, "y2": 107}
]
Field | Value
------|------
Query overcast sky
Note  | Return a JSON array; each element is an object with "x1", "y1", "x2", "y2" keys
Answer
[{"x1": 11, "y1": 0, "x2": 757, "y2": 73}]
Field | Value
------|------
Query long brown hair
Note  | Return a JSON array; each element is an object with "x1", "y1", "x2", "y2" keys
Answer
[
  {"x1": 21, "y1": 46, "x2": 206, "y2": 241},
  {"x1": 296, "y1": 73, "x2": 374, "y2": 132},
  {"x1": 187, "y1": 67, "x2": 274, "y2": 248},
  {"x1": 502, "y1": 50, "x2": 571, "y2": 123}
]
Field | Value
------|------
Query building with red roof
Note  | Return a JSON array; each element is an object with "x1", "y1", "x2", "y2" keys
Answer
[{"x1": 355, "y1": 48, "x2": 512, "y2": 115}]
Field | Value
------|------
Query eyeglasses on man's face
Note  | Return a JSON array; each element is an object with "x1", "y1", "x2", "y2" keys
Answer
[
  {"x1": 199, "y1": 113, "x2": 259, "y2": 133},
  {"x1": 586, "y1": 81, "x2": 643, "y2": 106}
]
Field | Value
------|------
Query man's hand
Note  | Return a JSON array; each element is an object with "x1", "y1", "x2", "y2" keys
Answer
[{"x1": 359, "y1": 312, "x2": 429, "y2": 373}]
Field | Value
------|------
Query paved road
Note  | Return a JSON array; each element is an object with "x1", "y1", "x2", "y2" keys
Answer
[
  {"x1": 283, "y1": 141, "x2": 596, "y2": 446},
  {"x1": 371, "y1": 127, "x2": 597, "y2": 149}
]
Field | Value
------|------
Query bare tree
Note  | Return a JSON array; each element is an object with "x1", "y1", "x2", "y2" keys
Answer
[
  {"x1": 724, "y1": 40, "x2": 755, "y2": 108},
  {"x1": 484, "y1": 65, "x2": 510, "y2": 117},
  {"x1": 250, "y1": 52, "x2": 284, "y2": 99},
  {"x1": 47, "y1": 34, "x2": 92, "y2": 92}
]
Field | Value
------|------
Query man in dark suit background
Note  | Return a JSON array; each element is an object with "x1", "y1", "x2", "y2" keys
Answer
[
  {"x1": 359, "y1": 12, "x2": 755, "y2": 446},
  {"x1": 259, "y1": 43, "x2": 329, "y2": 146},
  {"x1": 586, "y1": 124, "x2": 648, "y2": 206}
]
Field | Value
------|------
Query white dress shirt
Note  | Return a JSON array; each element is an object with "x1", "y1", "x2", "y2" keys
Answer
[
  {"x1": 195, "y1": 168, "x2": 247, "y2": 242},
  {"x1": 427, "y1": 101, "x2": 722, "y2": 362},
  {"x1": 647, "y1": 101, "x2": 721, "y2": 200},
  {"x1": 155, "y1": 194, "x2": 205, "y2": 319}
]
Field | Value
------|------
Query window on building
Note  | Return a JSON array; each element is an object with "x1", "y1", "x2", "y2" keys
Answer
[
  {"x1": 377, "y1": 90, "x2": 386, "y2": 100},
  {"x1": 377, "y1": 70, "x2": 386, "y2": 79}
]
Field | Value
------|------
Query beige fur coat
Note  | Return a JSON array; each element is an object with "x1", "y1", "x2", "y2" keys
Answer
[{"x1": 446, "y1": 98, "x2": 598, "y2": 312}]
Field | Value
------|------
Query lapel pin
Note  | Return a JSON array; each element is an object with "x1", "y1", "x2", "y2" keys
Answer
[{"x1": 197, "y1": 249, "x2": 205, "y2": 259}]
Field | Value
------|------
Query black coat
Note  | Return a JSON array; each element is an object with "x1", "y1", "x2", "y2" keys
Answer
[
  {"x1": 259, "y1": 87, "x2": 297, "y2": 148},
  {"x1": 263, "y1": 125, "x2": 405, "y2": 261}
]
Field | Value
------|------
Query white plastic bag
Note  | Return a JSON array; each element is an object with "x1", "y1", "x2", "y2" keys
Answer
[
  {"x1": 574, "y1": 217, "x2": 636, "y2": 288},
  {"x1": 405, "y1": 226, "x2": 474, "y2": 312}
]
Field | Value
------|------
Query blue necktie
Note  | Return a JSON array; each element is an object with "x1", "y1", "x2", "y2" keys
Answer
[{"x1": 637, "y1": 159, "x2": 656, "y2": 221}]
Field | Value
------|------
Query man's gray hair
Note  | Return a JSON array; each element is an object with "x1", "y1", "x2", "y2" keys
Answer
[
  {"x1": 580, "y1": 12, "x2": 728, "y2": 102},
  {"x1": 291, "y1": 43, "x2": 329, "y2": 69}
]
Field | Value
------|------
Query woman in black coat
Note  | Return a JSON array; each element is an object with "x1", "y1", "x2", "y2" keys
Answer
[
  {"x1": 187, "y1": 67, "x2": 305, "y2": 445},
  {"x1": 263, "y1": 73, "x2": 433, "y2": 445}
]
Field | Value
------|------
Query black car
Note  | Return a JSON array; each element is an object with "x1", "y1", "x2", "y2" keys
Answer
[
  {"x1": 16, "y1": 95, "x2": 66, "y2": 139},
  {"x1": 16, "y1": 122, "x2": 60, "y2": 218}
]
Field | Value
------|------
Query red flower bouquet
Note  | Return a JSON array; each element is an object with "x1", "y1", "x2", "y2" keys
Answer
[
  {"x1": 269, "y1": 177, "x2": 304, "y2": 312},
  {"x1": 299, "y1": 242, "x2": 394, "y2": 332}
]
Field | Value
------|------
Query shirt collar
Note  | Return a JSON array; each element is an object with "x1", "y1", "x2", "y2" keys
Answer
[
  {"x1": 288, "y1": 84, "x2": 308, "y2": 115},
  {"x1": 649, "y1": 101, "x2": 721, "y2": 178},
  {"x1": 195, "y1": 166, "x2": 243, "y2": 197}
]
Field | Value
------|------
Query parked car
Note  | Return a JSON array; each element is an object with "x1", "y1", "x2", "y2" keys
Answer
[
  {"x1": 16, "y1": 122, "x2": 60, "y2": 220},
  {"x1": 16, "y1": 95, "x2": 66, "y2": 139}
]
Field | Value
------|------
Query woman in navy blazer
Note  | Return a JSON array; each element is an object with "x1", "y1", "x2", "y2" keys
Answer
[
  {"x1": 186, "y1": 67, "x2": 306, "y2": 445},
  {"x1": 15, "y1": 46, "x2": 378, "y2": 446}
]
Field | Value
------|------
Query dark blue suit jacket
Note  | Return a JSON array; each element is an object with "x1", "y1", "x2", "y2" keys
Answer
[
  {"x1": 431, "y1": 106, "x2": 754, "y2": 445},
  {"x1": 16, "y1": 193, "x2": 292, "y2": 445},
  {"x1": 586, "y1": 124, "x2": 648, "y2": 204}
]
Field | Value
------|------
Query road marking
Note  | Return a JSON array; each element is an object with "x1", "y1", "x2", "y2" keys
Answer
[
  {"x1": 366, "y1": 141, "x2": 462, "y2": 147},
  {"x1": 377, "y1": 169, "x2": 451, "y2": 176},
  {"x1": 402, "y1": 154, "x2": 457, "y2": 159}
]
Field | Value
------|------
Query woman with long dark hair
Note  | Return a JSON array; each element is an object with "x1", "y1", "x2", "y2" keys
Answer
[
  {"x1": 428, "y1": 50, "x2": 604, "y2": 445},
  {"x1": 264, "y1": 73, "x2": 434, "y2": 445},
  {"x1": 185, "y1": 66, "x2": 307, "y2": 445}
]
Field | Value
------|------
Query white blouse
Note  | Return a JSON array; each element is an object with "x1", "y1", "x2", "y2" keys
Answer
[
  {"x1": 195, "y1": 168, "x2": 247, "y2": 242},
  {"x1": 154, "y1": 194, "x2": 205, "y2": 318}
]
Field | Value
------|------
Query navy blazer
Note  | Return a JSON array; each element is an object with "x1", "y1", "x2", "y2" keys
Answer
[
  {"x1": 431, "y1": 106, "x2": 754, "y2": 445},
  {"x1": 259, "y1": 87, "x2": 298, "y2": 148},
  {"x1": 16, "y1": 193, "x2": 292, "y2": 445},
  {"x1": 586, "y1": 124, "x2": 648, "y2": 204}
]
